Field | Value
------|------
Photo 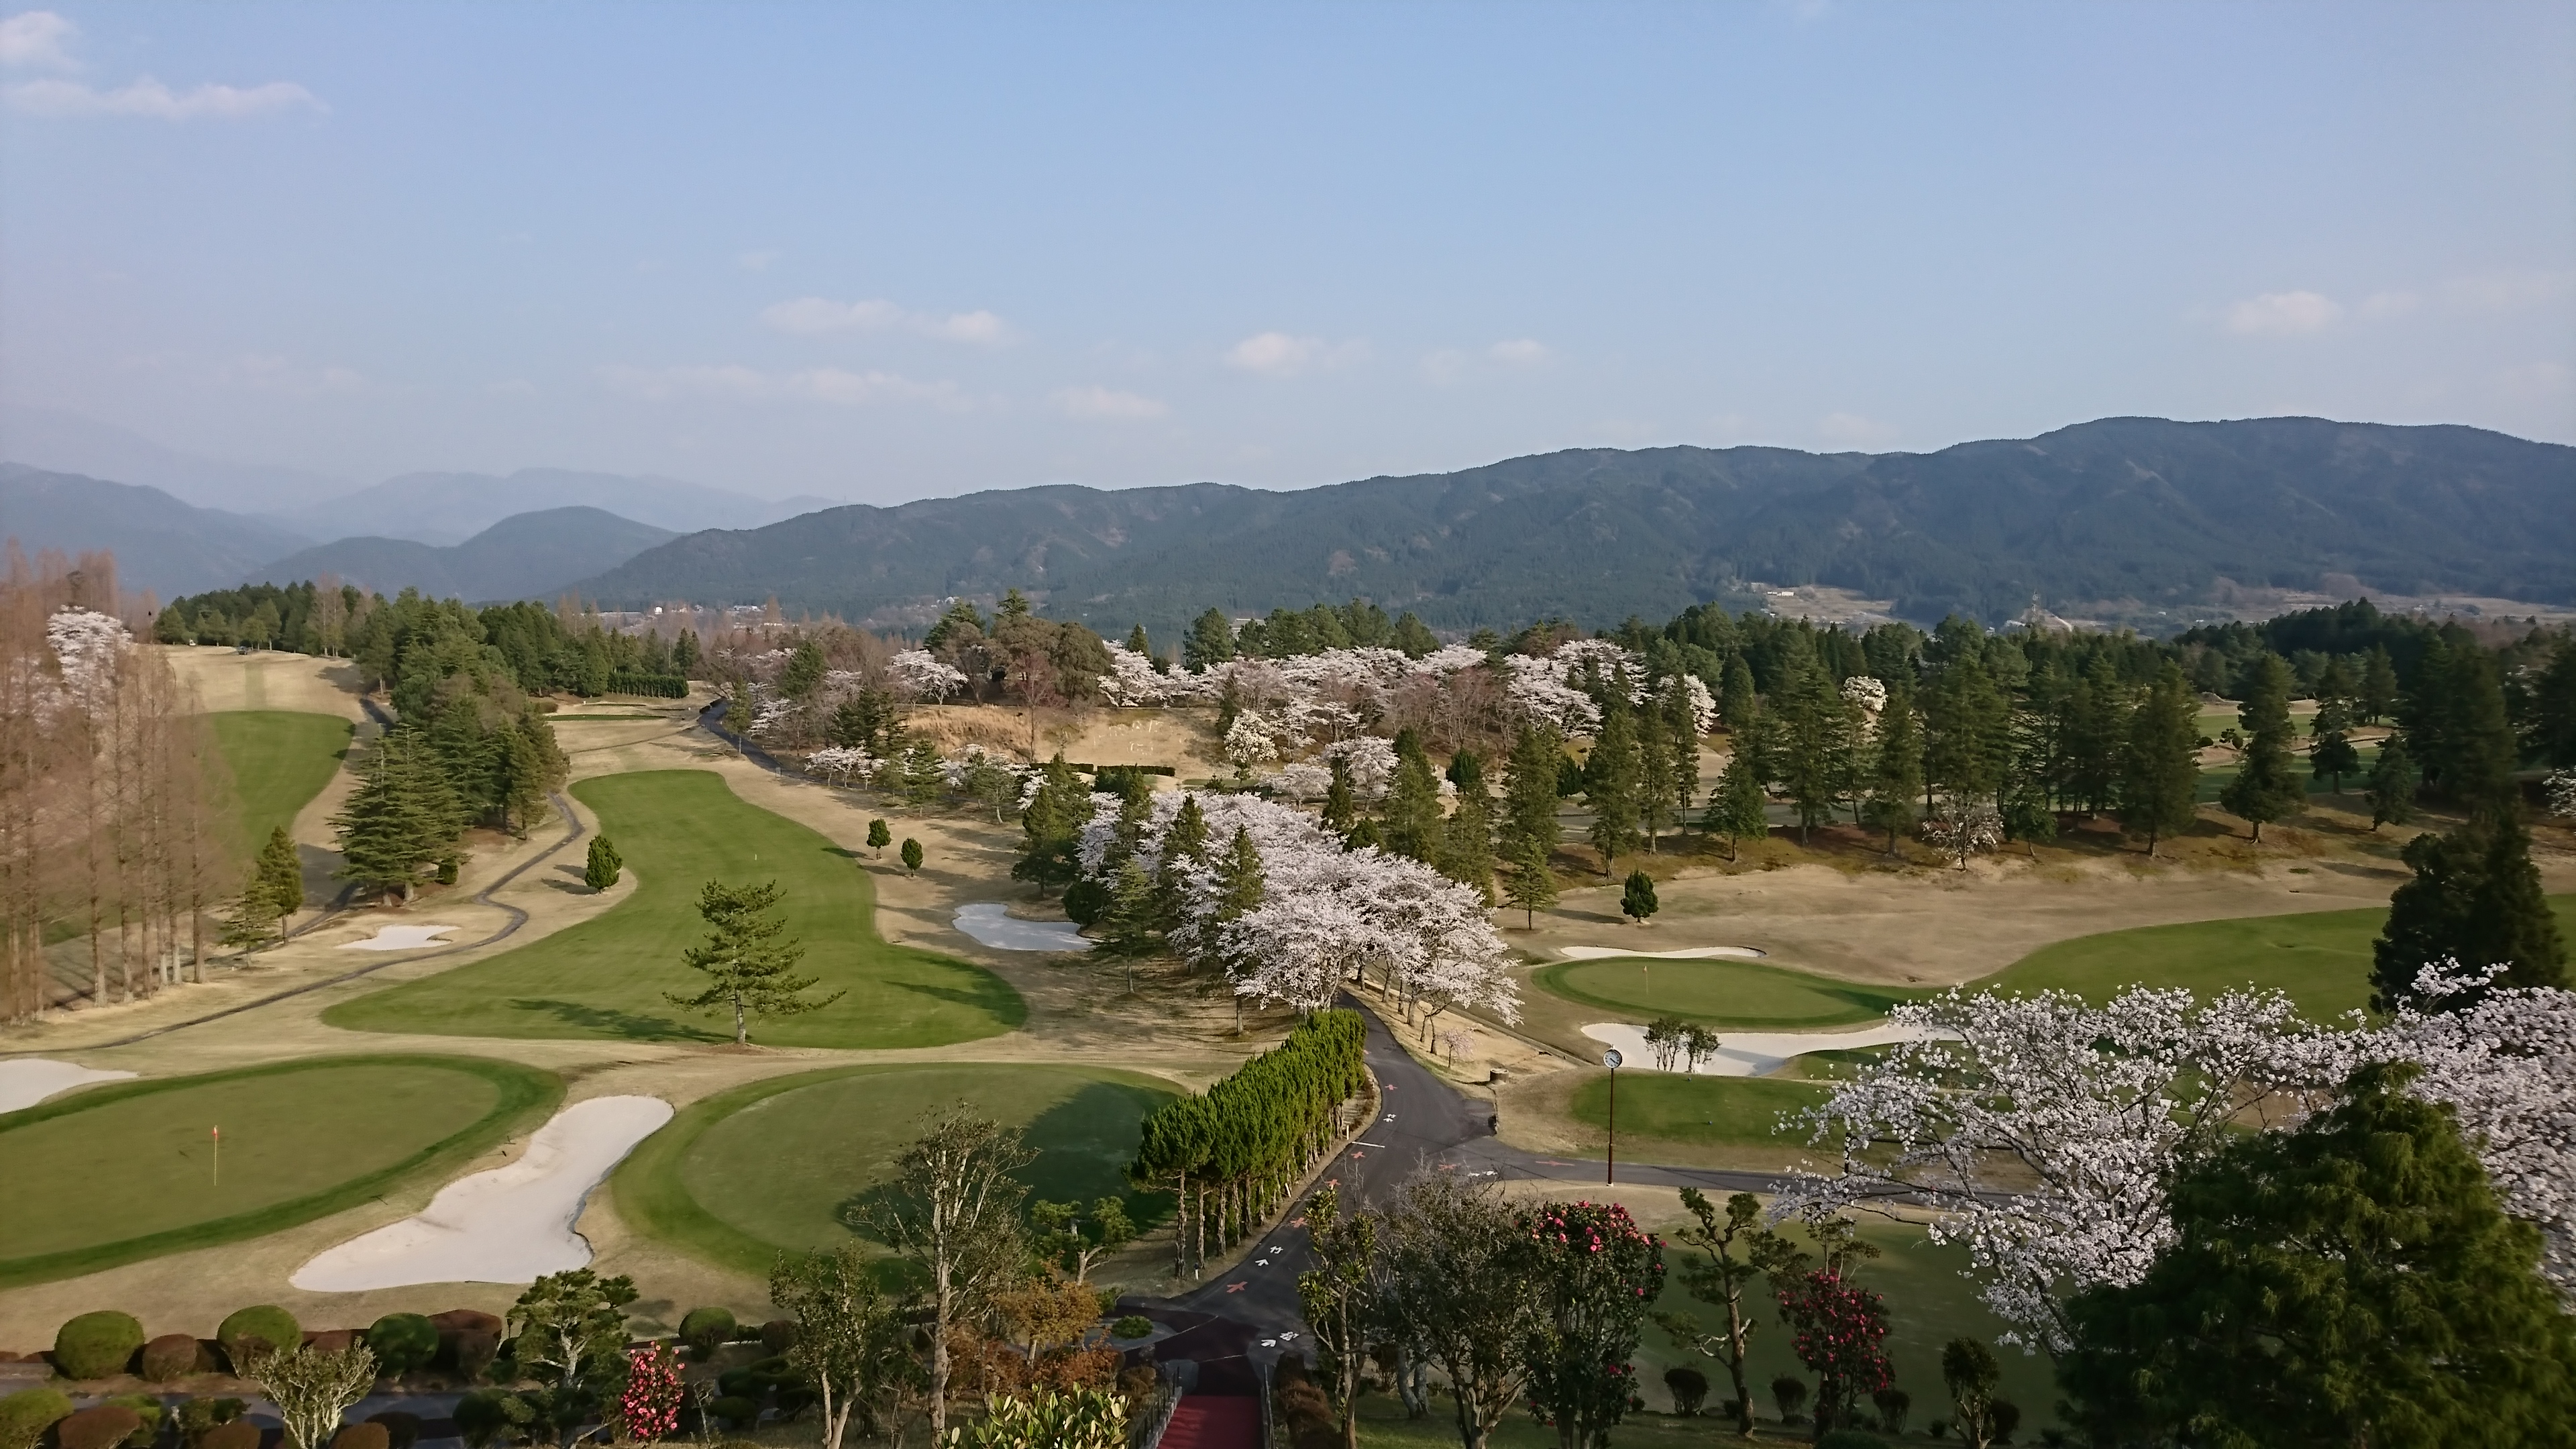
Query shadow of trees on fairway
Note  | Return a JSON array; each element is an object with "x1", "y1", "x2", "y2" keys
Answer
[{"x1": 505, "y1": 998, "x2": 716, "y2": 1041}]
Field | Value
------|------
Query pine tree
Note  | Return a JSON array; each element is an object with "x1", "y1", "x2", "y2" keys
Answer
[
  {"x1": 1185, "y1": 608, "x2": 1236, "y2": 673},
  {"x1": 1126, "y1": 623, "x2": 1151, "y2": 657},
  {"x1": 1719, "y1": 654, "x2": 1758, "y2": 737},
  {"x1": 1772, "y1": 644, "x2": 1849, "y2": 845},
  {"x1": 780, "y1": 640, "x2": 826, "y2": 700},
  {"x1": 1585, "y1": 698, "x2": 1641, "y2": 873},
  {"x1": 2367, "y1": 739, "x2": 2419, "y2": 830},
  {"x1": 1861, "y1": 674, "x2": 1924, "y2": 853},
  {"x1": 899, "y1": 838, "x2": 923, "y2": 873},
  {"x1": 1208, "y1": 827, "x2": 1266, "y2": 1026},
  {"x1": 1503, "y1": 723, "x2": 1565, "y2": 859},
  {"x1": 333, "y1": 729, "x2": 453, "y2": 903},
  {"x1": 1923, "y1": 655, "x2": 2008, "y2": 808},
  {"x1": 1155, "y1": 792, "x2": 1210, "y2": 930},
  {"x1": 2220, "y1": 653, "x2": 2305, "y2": 843},
  {"x1": 866, "y1": 818, "x2": 891, "y2": 858},
  {"x1": 1636, "y1": 705, "x2": 1674, "y2": 851},
  {"x1": 1438, "y1": 788, "x2": 1496, "y2": 904},
  {"x1": 1322, "y1": 755, "x2": 1358, "y2": 835},
  {"x1": 1010, "y1": 755, "x2": 1087, "y2": 896},
  {"x1": 1502, "y1": 834, "x2": 1559, "y2": 929},
  {"x1": 2061, "y1": 657, "x2": 2129, "y2": 817},
  {"x1": 2372, "y1": 814, "x2": 2568, "y2": 1010},
  {"x1": 1661, "y1": 684, "x2": 1703, "y2": 833},
  {"x1": 671, "y1": 627, "x2": 700, "y2": 679},
  {"x1": 256, "y1": 824, "x2": 305, "y2": 919},
  {"x1": 1621, "y1": 869, "x2": 1658, "y2": 925},
  {"x1": 1383, "y1": 730, "x2": 1444, "y2": 862},
  {"x1": 583, "y1": 834, "x2": 622, "y2": 891},
  {"x1": 2357, "y1": 645, "x2": 2398, "y2": 724},
  {"x1": 2308, "y1": 696, "x2": 2360, "y2": 794},
  {"x1": 1706, "y1": 745, "x2": 1771, "y2": 862},
  {"x1": 665, "y1": 879, "x2": 841, "y2": 1046},
  {"x1": 2118, "y1": 665, "x2": 2202, "y2": 858}
]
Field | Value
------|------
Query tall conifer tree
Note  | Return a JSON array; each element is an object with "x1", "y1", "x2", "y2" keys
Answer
[
  {"x1": 2220, "y1": 653, "x2": 2305, "y2": 843},
  {"x1": 1862, "y1": 674, "x2": 1925, "y2": 854},
  {"x1": 1383, "y1": 729, "x2": 1444, "y2": 863},
  {"x1": 1584, "y1": 698, "x2": 1642, "y2": 873},
  {"x1": 2118, "y1": 665, "x2": 2201, "y2": 858}
]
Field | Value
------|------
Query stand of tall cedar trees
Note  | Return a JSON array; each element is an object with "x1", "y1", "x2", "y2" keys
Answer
[
  {"x1": 1, "y1": 549, "x2": 236, "y2": 1023},
  {"x1": 1130, "y1": 1011, "x2": 1369, "y2": 1280}
]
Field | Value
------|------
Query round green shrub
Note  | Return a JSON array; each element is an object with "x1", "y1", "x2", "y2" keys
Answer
[
  {"x1": 1110, "y1": 1316, "x2": 1155, "y2": 1340},
  {"x1": 0, "y1": 1387, "x2": 75, "y2": 1449},
  {"x1": 706, "y1": 1397, "x2": 757, "y2": 1432},
  {"x1": 177, "y1": 1399, "x2": 245, "y2": 1449},
  {"x1": 52, "y1": 1312, "x2": 146, "y2": 1381},
  {"x1": 215, "y1": 1306, "x2": 301, "y2": 1369},
  {"x1": 199, "y1": 1422, "x2": 260, "y2": 1449},
  {"x1": 364, "y1": 1412, "x2": 420, "y2": 1449},
  {"x1": 329, "y1": 1423, "x2": 389, "y2": 1449},
  {"x1": 449, "y1": 1330, "x2": 500, "y2": 1382},
  {"x1": 1063, "y1": 877, "x2": 1110, "y2": 927},
  {"x1": 364, "y1": 1315, "x2": 439, "y2": 1376},
  {"x1": 55, "y1": 1406, "x2": 142, "y2": 1449},
  {"x1": 756, "y1": 1320, "x2": 796, "y2": 1355},
  {"x1": 714, "y1": 1370, "x2": 758, "y2": 1401},
  {"x1": 140, "y1": 1334, "x2": 205, "y2": 1383},
  {"x1": 450, "y1": 1393, "x2": 510, "y2": 1449},
  {"x1": 677, "y1": 1307, "x2": 735, "y2": 1354}
]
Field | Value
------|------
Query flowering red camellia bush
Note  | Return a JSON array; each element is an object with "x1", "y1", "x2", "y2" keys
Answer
[
  {"x1": 1776, "y1": 1269, "x2": 1892, "y2": 1436},
  {"x1": 1522, "y1": 1201, "x2": 1664, "y2": 1449},
  {"x1": 618, "y1": 1342, "x2": 684, "y2": 1443}
]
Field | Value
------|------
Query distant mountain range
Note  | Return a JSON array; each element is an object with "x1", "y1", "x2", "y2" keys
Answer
[
  {"x1": 568, "y1": 417, "x2": 2576, "y2": 634},
  {"x1": 295, "y1": 468, "x2": 834, "y2": 546},
  {"x1": 0, "y1": 464, "x2": 313, "y2": 598},
  {"x1": 250, "y1": 506, "x2": 680, "y2": 603}
]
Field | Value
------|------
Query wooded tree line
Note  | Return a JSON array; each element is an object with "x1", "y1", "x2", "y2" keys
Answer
[
  {"x1": 1128, "y1": 1011, "x2": 1370, "y2": 1281},
  {"x1": 3, "y1": 549, "x2": 238, "y2": 1023}
]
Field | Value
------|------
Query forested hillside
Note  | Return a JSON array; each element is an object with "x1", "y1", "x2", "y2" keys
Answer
[
  {"x1": 568, "y1": 417, "x2": 2575, "y2": 635},
  {"x1": 248, "y1": 506, "x2": 677, "y2": 603},
  {"x1": 0, "y1": 464, "x2": 314, "y2": 597}
]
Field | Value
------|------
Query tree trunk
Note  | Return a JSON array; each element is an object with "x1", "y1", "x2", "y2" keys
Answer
[{"x1": 733, "y1": 998, "x2": 748, "y2": 1046}]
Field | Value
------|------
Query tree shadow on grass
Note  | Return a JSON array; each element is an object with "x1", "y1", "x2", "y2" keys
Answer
[{"x1": 504, "y1": 998, "x2": 716, "y2": 1041}]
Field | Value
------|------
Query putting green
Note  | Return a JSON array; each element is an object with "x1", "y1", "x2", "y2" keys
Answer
[
  {"x1": 0, "y1": 1056, "x2": 559, "y2": 1288},
  {"x1": 1567, "y1": 1073, "x2": 1829, "y2": 1152},
  {"x1": 324, "y1": 769, "x2": 1023, "y2": 1046},
  {"x1": 209, "y1": 710, "x2": 354, "y2": 857},
  {"x1": 1984, "y1": 894, "x2": 2576, "y2": 1020},
  {"x1": 1534, "y1": 956, "x2": 1923, "y2": 1028},
  {"x1": 614, "y1": 1063, "x2": 1178, "y2": 1276}
]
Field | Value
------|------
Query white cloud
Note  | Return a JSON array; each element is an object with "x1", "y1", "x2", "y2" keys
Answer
[
  {"x1": 1817, "y1": 411, "x2": 1898, "y2": 449},
  {"x1": 1224, "y1": 331, "x2": 1366, "y2": 377},
  {"x1": 2223, "y1": 290, "x2": 2343, "y2": 337},
  {"x1": 598, "y1": 363, "x2": 966, "y2": 410},
  {"x1": 5, "y1": 75, "x2": 321, "y2": 119},
  {"x1": 1486, "y1": 338, "x2": 1549, "y2": 366},
  {"x1": 759, "y1": 296, "x2": 1014, "y2": 345},
  {"x1": 0, "y1": 11, "x2": 76, "y2": 68},
  {"x1": 1051, "y1": 385, "x2": 1169, "y2": 421}
]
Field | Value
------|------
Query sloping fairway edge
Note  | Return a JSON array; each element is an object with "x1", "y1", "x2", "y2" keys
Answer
[
  {"x1": 322, "y1": 769, "x2": 1024, "y2": 1046},
  {"x1": 0, "y1": 1055, "x2": 561, "y2": 1289},
  {"x1": 208, "y1": 710, "x2": 355, "y2": 857}
]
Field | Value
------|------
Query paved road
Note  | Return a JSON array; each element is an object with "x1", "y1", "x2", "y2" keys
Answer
[{"x1": 1141, "y1": 997, "x2": 1786, "y2": 1372}]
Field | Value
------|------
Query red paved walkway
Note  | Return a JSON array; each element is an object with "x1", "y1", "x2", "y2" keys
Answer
[{"x1": 1158, "y1": 1394, "x2": 1261, "y2": 1449}]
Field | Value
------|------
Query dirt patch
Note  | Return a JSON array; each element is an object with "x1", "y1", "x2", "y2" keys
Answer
[{"x1": 163, "y1": 647, "x2": 368, "y2": 720}]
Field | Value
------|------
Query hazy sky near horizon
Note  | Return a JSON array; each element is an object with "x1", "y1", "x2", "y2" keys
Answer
[{"x1": 3, "y1": 1, "x2": 2571, "y2": 504}]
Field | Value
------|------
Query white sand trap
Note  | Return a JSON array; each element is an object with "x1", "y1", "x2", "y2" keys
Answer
[
  {"x1": 290, "y1": 1095, "x2": 673, "y2": 1291},
  {"x1": 339, "y1": 924, "x2": 464, "y2": 951},
  {"x1": 953, "y1": 902, "x2": 1088, "y2": 952},
  {"x1": 0, "y1": 1059, "x2": 138, "y2": 1113},
  {"x1": 1582, "y1": 1021, "x2": 1936, "y2": 1078},
  {"x1": 1557, "y1": 945, "x2": 1766, "y2": 960}
]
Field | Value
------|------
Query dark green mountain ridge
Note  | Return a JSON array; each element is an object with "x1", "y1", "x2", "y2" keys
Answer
[
  {"x1": 571, "y1": 417, "x2": 2574, "y2": 636},
  {"x1": 250, "y1": 506, "x2": 679, "y2": 603}
]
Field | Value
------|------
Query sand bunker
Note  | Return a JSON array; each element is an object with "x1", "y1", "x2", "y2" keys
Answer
[
  {"x1": 290, "y1": 1095, "x2": 673, "y2": 1290},
  {"x1": 1581, "y1": 1021, "x2": 1932, "y2": 1078},
  {"x1": 0, "y1": 1059, "x2": 138, "y2": 1114},
  {"x1": 953, "y1": 903, "x2": 1087, "y2": 952},
  {"x1": 339, "y1": 924, "x2": 464, "y2": 951},
  {"x1": 1557, "y1": 945, "x2": 1766, "y2": 960}
]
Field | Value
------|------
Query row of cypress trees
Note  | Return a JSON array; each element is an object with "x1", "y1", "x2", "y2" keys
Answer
[{"x1": 1129, "y1": 1010, "x2": 1369, "y2": 1280}]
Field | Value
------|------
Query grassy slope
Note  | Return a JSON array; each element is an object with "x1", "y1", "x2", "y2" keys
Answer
[
  {"x1": 208, "y1": 710, "x2": 354, "y2": 857},
  {"x1": 1568, "y1": 1073, "x2": 1829, "y2": 1155},
  {"x1": 324, "y1": 769, "x2": 1023, "y2": 1046},
  {"x1": 614, "y1": 1063, "x2": 1177, "y2": 1276},
  {"x1": 0, "y1": 1056, "x2": 560, "y2": 1288},
  {"x1": 1534, "y1": 957, "x2": 1923, "y2": 1029},
  {"x1": 1988, "y1": 894, "x2": 2576, "y2": 1018}
]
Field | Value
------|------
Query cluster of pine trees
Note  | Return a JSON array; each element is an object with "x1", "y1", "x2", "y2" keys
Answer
[
  {"x1": 1128, "y1": 1010, "x2": 1369, "y2": 1279},
  {"x1": 1181, "y1": 598, "x2": 1444, "y2": 669}
]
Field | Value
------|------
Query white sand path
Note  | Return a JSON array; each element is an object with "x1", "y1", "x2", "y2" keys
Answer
[
  {"x1": 1581, "y1": 1021, "x2": 1936, "y2": 1077},
  {"x1": 1556, "y1": 945, "x2": 1767, "y2": 960},
  {"x1": 290, "y1": 1095, "x2": 673, "y2": 1291},
  {"x1": 0, "y1": 1059, "x2": 137, "y2": 1113},
  {"x1": 953, "y1": 902, "x2": 1087, "y2": 952},
  {"x1": 339, "y1": 924, "x2": 464, "y2": 951}
]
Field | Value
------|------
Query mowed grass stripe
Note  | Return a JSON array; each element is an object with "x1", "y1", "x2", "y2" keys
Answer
[
  {"x1": 1986, "y1": 894, "x2": 2576, "y2": 1019},
  {"x1": 323, "y1": 769, "x2": 1023, "y2": 1047},
  {"x1": 614, "y1": 1063, "x2": 1177, "y2": 1277},
  {"x1": 0, "y1": 1055, "x2": 560, "y2": 1289},
  {"x1": 1534, "y1": 956, "x2": 1925, "y2": 1028},
  {"x1": 209, "y1": 710, "x2": 354, "y2": 857}
]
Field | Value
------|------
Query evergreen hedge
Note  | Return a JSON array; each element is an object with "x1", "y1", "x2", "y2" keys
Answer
[{"x1": 50, "y1": 1312, "x2": 144, "y2": 1381}]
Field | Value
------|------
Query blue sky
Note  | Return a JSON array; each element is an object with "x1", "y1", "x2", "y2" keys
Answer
[{"x1": 3, "y1": 1, "x2": 2569, "y2": 504}]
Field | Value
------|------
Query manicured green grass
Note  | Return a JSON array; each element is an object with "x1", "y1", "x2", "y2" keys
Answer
[
  {"x1": 1568, "y1": 1073, "x2": 1829, "y2": 1152},
  {"x1": 1535, "y1": 957, "x2": 1925, "y2": 1029},
  {"x1": 2195, "y1": 741, "x2": 2380, "y2": 804},
  {"x1": 1984, "y1": 895, "x2": 2576, "y2": 1020},
  {"x1": 614, "y1": 1063, "x2": 1177, "y2": 1276},
  {"x1": 324, "y1": 769, "x2": 1023, "y2": 1046},
  {"x1": 209, "y1": 710, "x2": 354, "y2": 857},
  {"x1": 0, "y1": 1055, "x2": 559, "y2": 1288}
]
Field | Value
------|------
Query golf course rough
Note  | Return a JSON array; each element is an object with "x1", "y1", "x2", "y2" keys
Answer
[
  {"x1": 322, "y1": 769, "x2": 1024, "y2": 1047},
  {"x1": 614, "y1": 1063, "x2": 1179, "y2": 1276},
  {"x1": 1535, "y1": 955, "x2": 1924, "y2": 1029},
  {"x1": 0, "y1": 1055, "x2": 561, "y2": 1289}
]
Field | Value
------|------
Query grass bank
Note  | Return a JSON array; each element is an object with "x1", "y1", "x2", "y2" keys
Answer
[{"x1": 208, "y1": 710, "x2": 354, "y2": 856}]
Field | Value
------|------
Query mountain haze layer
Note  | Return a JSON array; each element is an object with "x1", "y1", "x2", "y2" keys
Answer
[
  {"x1": 0, "y1": 464, "x2": 316, "y2": 597},
  {"x1": 250, "y1": 507, "x2": 680, "y2": 603},
  {"x1": 571, "y1": 417, "x2": 2576, "y2": 634},
  {"x1": 301, "y1": 468, "x2": 839, "y2": 545}
]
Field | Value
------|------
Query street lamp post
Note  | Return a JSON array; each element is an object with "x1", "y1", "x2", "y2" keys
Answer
[{"x1": 1602, "y1": 1048, "x2": 1623, "y2": 1185}]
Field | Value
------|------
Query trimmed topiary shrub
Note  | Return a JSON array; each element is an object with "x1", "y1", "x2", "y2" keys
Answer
[
  {"x1": 1663, "y1": 1364, "x2": 1709, "y2": 1417},
  {"x1": 0, "y1": 1387, "x2": 75, "y2": 1449},
  {"x1": 363, "y1": 1413, "x2": 419, "y2": 1449},
  {"x1": 756, "y1": 1321, "x2": 796, "y2": 1356},
  {"x1": 215, "y1": 1307, "x2": 300, "y2": 1371},
  {"x1": 140, "y1": 1334, "x2": 207, "y2": 1383},
  {"x1": 56, "y1": 1406, "x2": 143, "y2": 1449},
  {"x1": 706, "y1": 1398, "x2": 757, "y2": 1432},
  {"x1": 303, "y1": 1331, "x2": 359, "y2": 1355},
  {"x1": 714, "y1": 1371, "x2": 759, "y2": 1401},
  {"x1": 1271, "y1": 1357, "x2": 1337, "y2": 1449},
  {"x1": 449, "y1": 1332, "x2": 499, "y2": 1383},
  {"x1": 178, "y1": 1399, "x2": 245, "y2": 1449},
  {"x1": 364, "y1": 1316, "x2": 438, "y2": 1377},
  {"x1": 1110, "y1": 1316, "x2": 1155, "y2": 1340},
  {"x1": 677, "y1": 1308, "x2": 735, "y2": 1356},
  {"x1": 198, "y1": 1423, "x2": 260, "y2": 1449},
  {"x1": 328, "y1": 1422, "x2": 389, "y2": 1449},
  {"x1": 99, "y1": 1398, "x2": 161, "y2": 1449},
  {"x1": 52, "y1": 1313, "x2": 146, "y2": 1381},
  {"x1": 425, "y1": 1311, "x2": 502, "y2": 1338}
]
